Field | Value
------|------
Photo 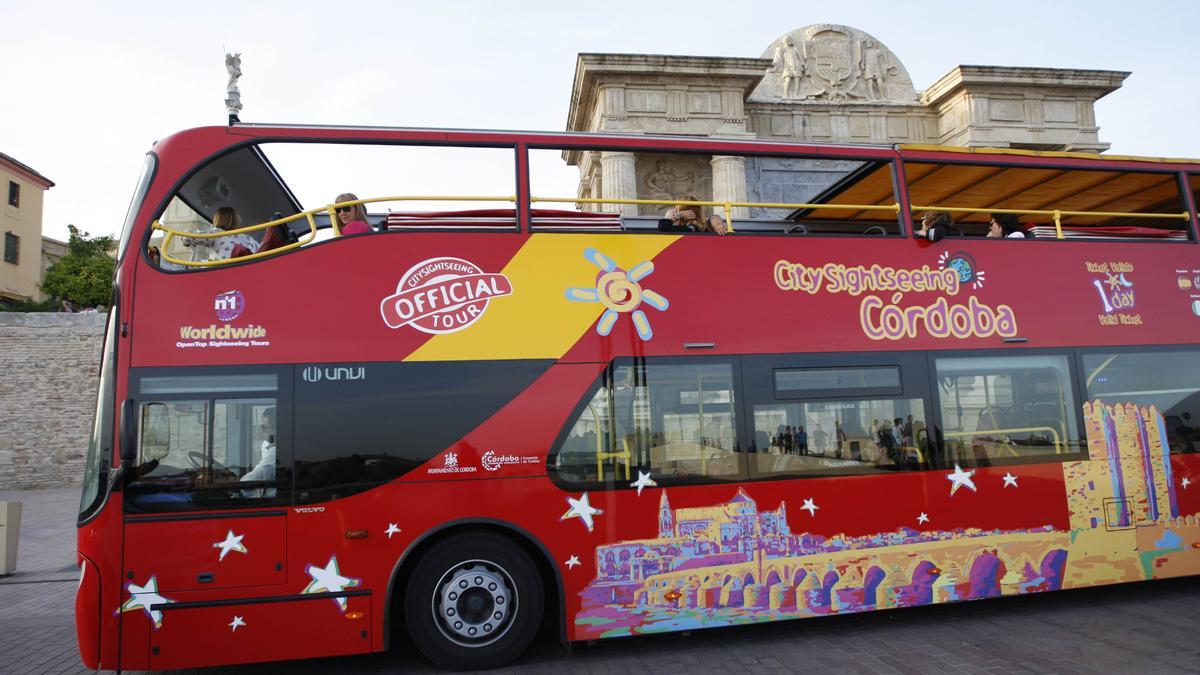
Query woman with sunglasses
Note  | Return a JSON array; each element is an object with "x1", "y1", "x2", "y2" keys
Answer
[{"x1": 333, "y1": 193, "x2": 372, "y2": 235}]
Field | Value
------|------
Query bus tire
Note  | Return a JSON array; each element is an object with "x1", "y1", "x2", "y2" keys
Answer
[{"x1": 403, "y1": 531, "x2": 544, "y2": 670}]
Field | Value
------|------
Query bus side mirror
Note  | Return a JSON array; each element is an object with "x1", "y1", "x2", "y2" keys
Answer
[{"x1": 119, "y1": 399, "x2": 137, "y2": 468}]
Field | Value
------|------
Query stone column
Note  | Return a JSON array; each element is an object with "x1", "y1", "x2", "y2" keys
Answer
[
  {"x1": 599, "y1": 151, "x2": 638, "y2": 217},
  {"x1": 710, "y1": 155, "x2": 749, "y2": 219}
]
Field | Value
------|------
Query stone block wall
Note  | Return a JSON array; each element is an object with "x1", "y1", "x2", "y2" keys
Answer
[{"x1": 0, "y1": 313, "x2": 106, "y2": 490}]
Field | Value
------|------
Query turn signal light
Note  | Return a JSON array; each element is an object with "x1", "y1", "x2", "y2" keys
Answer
[
  {"x1": 345, "y1": 530, "x2": 369, "y2": 539},
  {"x1": 345, "y1": 611, "x2": 365, "y2": 620}
]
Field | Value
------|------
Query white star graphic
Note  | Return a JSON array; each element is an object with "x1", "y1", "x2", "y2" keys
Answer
[
  {"x1": 385, "y1": 523, "x2": 401, "y2": 539},
  {"x1": 561, "y1": 492, "x2": 604, "y2": 532},
  {"x1": 1183, "y1": 476, "x2": 1192, "y2": 489},
  {"x1": 565, "y1": 555, "x2": 581, "y2": 570},
  {"x1": 301, "y1": 555, "x2": 361, "y2": 612},
  {"x1": 946, "y1": 464, "x2": 977, "y2": 496},
  {"x1": 917, "y1": 512, "x2": 930, "y2": 525},
  {"x1": 120, "y1": 576, "x2": 172, "y2": 629},
  {"x1": 1002, "y1": 473, "x2": 1019, "y2": 488},
  {"x1": 800, "y1": 498, "x2": 819, "y2": 517},
  {"x1": 229, "y1": 615, "x2": 246, "y2": 632},
  {"x1": 630, "y1": 471, "x2": 657, "y2": 496},
  {"x1": 213, "y1": 529, "x2": 248, "y2": 561}
]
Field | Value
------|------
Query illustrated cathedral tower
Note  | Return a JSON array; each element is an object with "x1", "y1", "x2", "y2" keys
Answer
[{"x1": 659, "y1": 491, "x2": 674, "y2": 538}]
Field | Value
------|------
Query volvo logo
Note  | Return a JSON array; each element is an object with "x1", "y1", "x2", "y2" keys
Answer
[{"x1": 302, "y1": 366, "x2": 366, "y2": 383}]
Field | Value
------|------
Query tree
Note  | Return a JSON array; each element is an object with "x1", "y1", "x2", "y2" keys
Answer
[{"x1": 40, "y1": 225, "x2": 116, "y2": 308}]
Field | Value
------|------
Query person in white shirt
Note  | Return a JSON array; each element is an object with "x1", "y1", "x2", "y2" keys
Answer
[
  {"x1": 183, "y1": 206, "x2": 260, "y2": 261},
  {"x1": 988, "y1": 213, "x2": 1026, "y2": 239}
]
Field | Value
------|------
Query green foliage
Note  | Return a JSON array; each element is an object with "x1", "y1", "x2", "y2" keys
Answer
[
  {"x1": 40, "y1": 225, "x2": 116, "y2": 308},
  {"x1": 0, "y1": 296, "x2": 58, "y2": 312}
]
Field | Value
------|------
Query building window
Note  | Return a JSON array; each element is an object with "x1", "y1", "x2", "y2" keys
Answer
[
  {"x1": 3, "y1": 232, "x2": 18, "y2": 264},
  {"x1": 7, "y1": 181, "x2": 18, "y2": 208}
]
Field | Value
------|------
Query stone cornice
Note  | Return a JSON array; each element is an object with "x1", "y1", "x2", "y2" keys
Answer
[
  {"x1": 566, "y1": 53, "x2": 772, "y2": 132},
  {"x1": 922, "y1": 66, "x2": 1130, "y2": 106}
]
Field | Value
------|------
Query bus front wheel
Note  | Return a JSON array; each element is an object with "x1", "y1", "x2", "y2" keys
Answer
[{"x1": 404, "y1": 532, "x2": 544, "y2": 670}]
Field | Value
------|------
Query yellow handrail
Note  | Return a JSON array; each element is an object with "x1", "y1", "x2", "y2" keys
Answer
[
  {"x1": 911, "y1": 204, "x2": 1190, "y2": 240},
  {"x1": 532, "y1": 195, "x2": 903, "y2": 234},
  {"x1": 943, "y1": 426, "x2": 1064, "y2": 456},
  {"x1": 151, "y1": 195, "x2": 516, "y2": 268}
]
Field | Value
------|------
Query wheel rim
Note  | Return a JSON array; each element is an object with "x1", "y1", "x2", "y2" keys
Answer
[{"x1": 432, "y1": 559, "x2": 517, "y2": 648}]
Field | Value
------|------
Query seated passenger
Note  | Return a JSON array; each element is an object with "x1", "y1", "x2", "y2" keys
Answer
[
  {"x1": 334, "y1": 193, "x2": 372, "y2": 235},
  {"x1": 988, "y1": 213, "x2": 1026, "y2": 238},
  {"x1": 658, "y1": 204, "x2": 727, "y2": 235},
  {"x1": 707, "y1": 213, "x2": 729, "y2": 236},
  {"x1": 181, "y1": 206, "x2": 259, "y2": 261},
  {"x1": 915, "y1": 211, "x2": 954, "y2": 239}
]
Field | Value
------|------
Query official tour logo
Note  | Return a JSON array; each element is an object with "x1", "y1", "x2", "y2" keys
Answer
[
  {"x1": 214, "y1": 290, "x2": 246, "y2": 322},
  {"x1": 380, "y1": 257, "x2": 513, "y2": 334}
]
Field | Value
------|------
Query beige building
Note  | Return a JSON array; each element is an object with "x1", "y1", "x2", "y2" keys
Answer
[
  {"x1": 1, "y1": 152, "x2": 54, "y2": 303},
  {"x1": 564, "y1": 24, "x2": 1129, "y2": 216}
]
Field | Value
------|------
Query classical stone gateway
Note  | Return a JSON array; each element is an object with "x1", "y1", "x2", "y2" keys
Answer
[{"x1": 563, "y1": 24, "x2": 1129, "y2": 217}]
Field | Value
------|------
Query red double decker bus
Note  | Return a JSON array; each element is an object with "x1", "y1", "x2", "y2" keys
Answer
[{"x1": 77, "y1": 123, "x2": 1200, "y2": 670}]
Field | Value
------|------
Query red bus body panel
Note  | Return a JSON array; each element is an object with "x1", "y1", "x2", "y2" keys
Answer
[{"x1": 75, "y1": 125, "x2": 1200, "y2": 670}]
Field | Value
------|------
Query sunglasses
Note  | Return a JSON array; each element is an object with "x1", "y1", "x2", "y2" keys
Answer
[{"x1": 336, "y1": 206, "x2": 354, "y2": 214}]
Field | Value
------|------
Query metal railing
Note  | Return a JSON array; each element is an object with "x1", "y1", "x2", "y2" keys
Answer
[
  {"x1": 152, "y1": 195, "x2": 516, "y2": 268},
  {"x1": 149, "y1": 192, "x2": 1193, "y2": 269},
  {"x1": 943, "y1": 425, "x2": 1065, "y2": 457},
  {"x1": 910, "y1": 204, "x2": 1190, "y2": 240},
  {"x1": 531, "y1": 195, "x2": 903, "y2": 234}
]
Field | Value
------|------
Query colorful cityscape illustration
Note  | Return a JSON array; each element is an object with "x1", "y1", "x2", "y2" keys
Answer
[{"x1": 575, "y1": 401, "x2": 1199, "y2": 638}]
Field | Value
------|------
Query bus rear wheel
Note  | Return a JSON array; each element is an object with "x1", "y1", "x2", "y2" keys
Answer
[{"x1": 404, "y1": 532, "x2": 544, "y2": 670}]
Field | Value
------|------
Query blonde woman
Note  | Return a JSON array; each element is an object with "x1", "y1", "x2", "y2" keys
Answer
[
  {"x1": 181, "y1": 206, "x2": 259, "y2": 262},
  {"x1": 333, "y1": 193, "x2": 371, "y2": 235}
]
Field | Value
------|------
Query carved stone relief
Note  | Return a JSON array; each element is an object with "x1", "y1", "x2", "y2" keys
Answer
[
  {"x1": 636, "y1": 155, "x2": 713, "y2": 216},
  {"x1": 752, "y1": 24, "x2": 918, "y2": 104}
]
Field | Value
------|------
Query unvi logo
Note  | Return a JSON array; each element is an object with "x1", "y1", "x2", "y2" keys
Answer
[
  {"x1": 301, "y1": 366, "x2": 366, "y2": 383},
  {"x1": 214, "y1": 290, "x2": 246, "y2": 322}
]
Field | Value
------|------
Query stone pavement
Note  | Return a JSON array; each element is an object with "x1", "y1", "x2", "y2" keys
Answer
[{"x1": 1, "y1": 487, "x2": 1198, "y2": 674}]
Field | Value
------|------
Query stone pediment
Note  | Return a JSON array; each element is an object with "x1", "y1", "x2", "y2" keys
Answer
[{"x1": 750, "y1": 24, "x2": 918, "y2": 104}]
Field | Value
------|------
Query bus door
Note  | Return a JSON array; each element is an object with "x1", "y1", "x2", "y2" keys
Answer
[{"x1": 119, "y1": 367, "x2": 301, "y2": 669}]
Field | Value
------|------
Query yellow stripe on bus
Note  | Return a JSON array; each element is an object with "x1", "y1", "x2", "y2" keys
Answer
[{"x1": 404, "y1": 233, "x2": 680, "y2": 361}]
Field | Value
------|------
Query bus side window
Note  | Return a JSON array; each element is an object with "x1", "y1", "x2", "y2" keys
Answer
[
  {"x1": 1083, "y1": 349, "x2": 1200, "y2": 455},
  {"x1": 125, "y1": 372, "x2": 288, "y2": 512},
  {"x1": 552, "y1": 359, "x2": 743, "y2": 486},
  {"x1": 933, "y1": 354, "x2": 1081, "y2": 465},
  {"x1": 748, "y1": 365, "x2": 930, "y2": 478}
]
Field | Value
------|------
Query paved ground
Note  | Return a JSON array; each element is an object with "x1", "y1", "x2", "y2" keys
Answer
[{"x1": 1, "y1": 487, "x2": 1198, "y2": 674}]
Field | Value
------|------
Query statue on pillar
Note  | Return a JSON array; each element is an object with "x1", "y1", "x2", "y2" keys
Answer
[{"x1": 224, "y1": 53, "x2": 243, "y2": 120}]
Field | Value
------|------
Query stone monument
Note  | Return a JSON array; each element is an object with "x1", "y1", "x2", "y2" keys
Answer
[
  {"x1": 225, "y1": 52, "x2": 243, "y2": 122},
  {"x1": 562, "y1": 24, "x2": 1130, "y2": 218}
]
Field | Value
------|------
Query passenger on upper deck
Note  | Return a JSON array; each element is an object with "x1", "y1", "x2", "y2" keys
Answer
[
  {"x1": 182, "y1": 206, "x2": 260, "y2": 262},
  {"x1": 334, "y1": 193, "x2": 372, "y2": 235},
  {"x1": 915, "y1": 211, "x2": 954, "y2": 239},
  {"x1": 658, "y1": 204, "x2": 728, "y2": 235},
  {"x1": 988, "y1": 213, "x2": 1026, "y2": 238}
]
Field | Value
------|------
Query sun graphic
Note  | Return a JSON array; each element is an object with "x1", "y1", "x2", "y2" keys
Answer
[
  {"x1": 565, "y1": 248, "x2": 669, "y2": 341},
  {"x1": 938, "y1": 250, "x2": 986, "y2": 290}
]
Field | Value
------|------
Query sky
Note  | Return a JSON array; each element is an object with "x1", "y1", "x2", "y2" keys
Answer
[{"x1": 2, "y1": 0, "x2": 1198, "y2": 242}]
